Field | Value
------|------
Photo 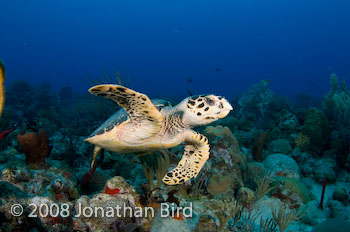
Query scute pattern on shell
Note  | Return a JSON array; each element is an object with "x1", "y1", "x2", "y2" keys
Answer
[{"x1": 88, "y1": 99, "x2": 171, "y2": 138}]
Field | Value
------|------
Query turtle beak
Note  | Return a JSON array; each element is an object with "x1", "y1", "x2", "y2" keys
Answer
[
  {"x1": 217, "y1": 98, "x2": 233, "y2": 119},
  {"x1": 224, "y1": 99, "x2": 233, "y2": 111}
]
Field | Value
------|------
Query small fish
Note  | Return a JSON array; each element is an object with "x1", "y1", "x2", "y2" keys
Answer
[
  {"x1": 0, "y1": 60, "x2": 5, "y2": 116},
  {"x1": 187, "y1": 77, "x2": 192, "y2": 83},
  {"x1": 216, "y1": 67, "x2": 221, "y2": 72},
  {"x1": 187, "y1": 89, "x2": 193, "y2": 96}
]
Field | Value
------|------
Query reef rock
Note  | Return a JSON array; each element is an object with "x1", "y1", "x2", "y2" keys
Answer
[
  {"x1": 207, "y1": 174, "x2": 233, "y2": 195},
  {"x1": 237, "y1": 79, "x2": 273, "y2": 123},
  {"x1": 273, "y1": 177, "x2": 314, "y2": 204},
  {"x1": 104, "y1": 176, "x2": 139, "y2": 206},
  {"x1": 301, "y1": 158, "x2": 337, "y2": 183},
  {"x1": 194, "y1": 215, "x2": 217, "y2": 232},
  {"x1": 210, "y1": 158, "x2": 243, "y2": 192},
  {"x1": 263, "y1": 153, "x2": 300, "y2": 179},
  {"x1": 247, "y1": 162, "x2": 266, "y2": 179},
  {"x1": 300, "y1": 200, "x2": 327, "y2": 225},
  {"x1": 75, "y1": 193, "x2": 135, "y2": 231},
  {"x1": 277, "y1": 110, "x2": 300, "y2": 132},
  {"x1": 313, "y1": 158, "x2": 337, "y2": 183},
  {"x1": 236, "y1": 187, "x2": 256, "y2": 207},
  {"x1": 267, "y1": 138, "x2": 292, "y2": 154},
  {"x1": 332, "y1": 186, "x2": 350, "y2": 205},
  {"x1": 74, "y1": 176, "x2": 142, "y2": 231},
  {"x1": 327, "y1": 200, "x2": 349, "y2": 220},
  {"x1": 204, "y1": 125, "x2": 246, "y2": 167},
  {"x1": 211, "y1": 115, "x2": 239, "y2": 132},
  {"x1": 150, "y1": 208, "x2": 191, "y2": 232},
  {"x1": 0, "y1": 181, "x2": 28, "y2": 198}
]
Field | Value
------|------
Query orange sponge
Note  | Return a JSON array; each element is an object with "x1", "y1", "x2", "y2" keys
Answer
[{"x1": 17, "y1": 130, "x2": 49, "y2": 169}]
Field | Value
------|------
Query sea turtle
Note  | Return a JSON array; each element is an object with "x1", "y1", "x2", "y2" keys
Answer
[{"x1": 85, "y1": 84, "x2": 233, "y2": 185}]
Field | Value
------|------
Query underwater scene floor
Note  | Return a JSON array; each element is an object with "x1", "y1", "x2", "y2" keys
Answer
[{"x1": 0, "y1": 76, "x2": 350, "y2": 232}]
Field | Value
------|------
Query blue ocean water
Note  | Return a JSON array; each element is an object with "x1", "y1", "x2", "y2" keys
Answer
[
  {"x1": 2, "y1": 1, "x2": 350, "y2": 232},
  {"x1": 1, "y1": 0, "x2": 349, "y2": 98}
]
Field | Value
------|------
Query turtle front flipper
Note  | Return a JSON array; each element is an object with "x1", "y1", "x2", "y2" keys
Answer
[
  {"x1": 89, "y1": 84, "x2": 163, "y2": 142},
  {"x1": 162, "y1": 131, "x2": 209, "y2": 185}
]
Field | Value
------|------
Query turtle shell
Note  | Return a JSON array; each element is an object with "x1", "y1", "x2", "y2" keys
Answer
[{"x1": 87, "y1": 99, "x2": 171, "y2": 138}]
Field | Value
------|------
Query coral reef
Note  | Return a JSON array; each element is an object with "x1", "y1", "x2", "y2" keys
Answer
[
  {"x1": 300, "y1": 157, "x2": 337, "y2": 183},
  {"x1": 301, "y1": 107, "x2": 330, "y2": 152},
  {"x1": 193, "y1": 215, "x2": 217, "y2": 232},
  {"x1": 270, "y1": 202, "x2": 303, "y2": 232},
  {"x1": 267, "y1": 139, "x2": 292, "y2": 154},
  {"x1": 323, "y1": 73, "x2": 350, "y2": 128},
  {"x1": 204, "y1": 197, "x2": 244, "y2": 232},
  {"x1": 263, "y1": 154, "x2": 300, "y2": 179},
  {"x1": 272, "y1": 177, "x2": 314, "y2": 205},
  {"x1": 252, "y1": 132, "x2": 268, "y2": 162},
  {"x1": 295, "y1": 133, "x2": 310, "y2": 151},
  {"x1": 207, "y1": 174, "x2": 232, "y2": 195},
  {"x1": 238, "y1": 79, "x2": 273, "y2": 123},
  {"x1": 323, "y1": 74, "x2": 350, "y2": 169},
  {"x1": 0, "y1": 78, "x2": 349, "y2": 231}
]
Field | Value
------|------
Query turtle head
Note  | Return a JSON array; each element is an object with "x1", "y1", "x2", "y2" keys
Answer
[{"x1": 178, "y1": 94, "x2": 233, "y2": 127}]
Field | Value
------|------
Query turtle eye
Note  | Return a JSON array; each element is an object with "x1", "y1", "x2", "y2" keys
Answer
[{"x1": 205, "y1": 97, "x2": 215, "y2": 106}]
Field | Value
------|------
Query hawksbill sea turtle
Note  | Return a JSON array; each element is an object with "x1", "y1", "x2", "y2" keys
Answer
[{"x1": 84, "y1": 84, "x2": 233, "y2": 185}]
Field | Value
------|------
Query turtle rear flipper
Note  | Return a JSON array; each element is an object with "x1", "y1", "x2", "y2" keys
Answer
[
  {"x1": 162, "y1": 131, "x2": 209, "y2": 185},
  {"x1": 82, "y1": 146, "x2": 104, "y2": 188},
  {"x1": 89, "y1": 84, "x2": 163, "y2": 142}
]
